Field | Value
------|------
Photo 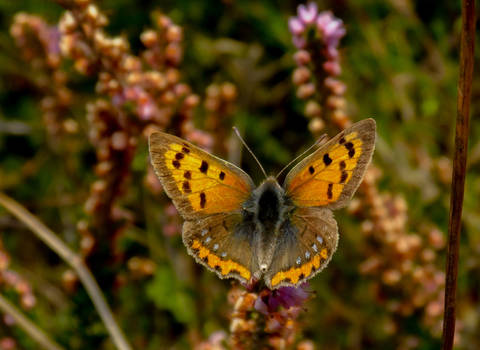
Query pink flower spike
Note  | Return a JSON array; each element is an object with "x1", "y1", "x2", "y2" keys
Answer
[
  {"x1": 326, "y1": 46, "x2": 339, "y2": 59},
  {"x1": 323, "y1": 60, "x2": 341, "y2": 76},
  {"x1": 292, "y1": 35, "x2": 307, "y2": 49},
  {"x1": 288, "y1": 17, "x2": 305, "y2": 36},
  {"x1": 137, "y1": 101, "x2": 154, "y2": 120},
  {"x1": 324, "y1": 19, "x2": 345, "y2": 40},
  {"x1": 316, "y1": 11, "x2": 333, "y2": 31},
  {"x1": 298, "y1": 2, "x2": 318, "y2": 25}
]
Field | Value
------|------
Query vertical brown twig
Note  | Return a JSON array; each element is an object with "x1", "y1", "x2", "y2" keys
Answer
[{"x1": 441, "y1": 1, "x2": 475, "y2": 349}]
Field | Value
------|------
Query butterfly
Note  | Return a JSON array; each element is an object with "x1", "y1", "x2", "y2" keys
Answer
[{"x1": 148, "y1": 118, "x2": 376, "y2": 289}]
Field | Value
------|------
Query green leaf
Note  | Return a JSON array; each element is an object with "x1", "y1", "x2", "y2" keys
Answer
[{"x1": 146, "y1": 265, "x2": 196, "y2": 324}]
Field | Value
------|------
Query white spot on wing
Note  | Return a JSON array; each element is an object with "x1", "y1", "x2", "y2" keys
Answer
[
  {"x1": 312, "y1": 243, "x2": 318, "y2": 252},
  {"x1": 296, "y1": 257, "x2": 301, "y2": 265},
  {"x1": 205, "y1": 237, "x2": 211, "y2": 244},
  {"x1": 305, "y1": 251, "x2": 310, "y2": 259},
  {"x1": 213, "y1": 243, "x2": 219, "y2": 251},
  {"x1": 201, "y1": 229, "x2": 208, "y2": 236},
  {"x1": 316, "y1": 236, "x2": 323, "y2": 244},
  {"x1": 221, "y1": 252, "x2": 227, "y2": 258}
]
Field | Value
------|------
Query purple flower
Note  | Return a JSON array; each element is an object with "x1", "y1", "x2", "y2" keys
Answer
[
  {"x1": 316, "y1": 11, "x2": 346, "y2": 49},
  {"x1": 254, "y1": 283, "x2": 310, "y2": 315},
  {"x1": 292, "y1": 35, "x2": 307, "y2": 49},
  {"x1": 298, "y1": 3, "x2": 318, "y2": 25},
  {"x1": 323, "y1": 60, "x2": 341, "y2": 76},
  {"x1": 112, "y1": 92, "x2": 125, "y2": 107},
  {"x1": 47, "y1": 27, "x2": 61, "y2": 55},
  {"x1": 137, "y1": 100, "x2": 154, "y2": 120},
  {"x1": 288, "y1": 17, "x2": 305, "y2": 36}
]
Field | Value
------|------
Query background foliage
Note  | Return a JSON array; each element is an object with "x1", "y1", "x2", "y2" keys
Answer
[{"x1": 0, "y1": 0, "x2": 479, "y2": 349}]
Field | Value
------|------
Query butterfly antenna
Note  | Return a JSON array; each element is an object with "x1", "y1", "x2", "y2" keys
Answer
[
  {"x1": 275, "y1": 134, "x2": 328, "y2": 180},
  {"x1": 233, "y1": 127, "x2": 268, "y2": 179}
]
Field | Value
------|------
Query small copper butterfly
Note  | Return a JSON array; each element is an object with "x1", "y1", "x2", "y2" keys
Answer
[{"x1": 148, "y1": 118, "x2": 376, "y2": 289}]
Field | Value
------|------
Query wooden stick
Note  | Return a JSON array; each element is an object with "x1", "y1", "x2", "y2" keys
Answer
[
  {"x1": 0, "y1": 294, "x2": 65, "y2": 350},
  {"x1": 441, "y1": 1, "x2": 475, "y2": 349},
  {"x1": 0, "y1": 193, "x2": 132, "y2": 350}
]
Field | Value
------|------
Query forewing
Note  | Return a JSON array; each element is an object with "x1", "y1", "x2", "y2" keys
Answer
[
  {"x1": 284, "y1": 118, "x2": 376, "y2": 209},
  {"x1": 183, "y1": 213, "x2": 256, "y2": 283},
  {"x1": 264, "y1": 207, "x2": 338, "y2": 289},
  {"x1": 149, "y1": 132, "x2": 255, "y2": 220}
]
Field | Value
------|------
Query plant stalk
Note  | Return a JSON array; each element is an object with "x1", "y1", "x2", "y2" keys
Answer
[
  {"x1": 0, "y1": 192, "x2": 132, "y2": 350},
  {"x1": 441, "y1": 0, "x2": 476, "y2": 349}
]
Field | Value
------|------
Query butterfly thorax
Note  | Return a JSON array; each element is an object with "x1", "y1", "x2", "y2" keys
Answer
[{"x1": 244, "y1": 177, "x2": 293, "y2": 275}]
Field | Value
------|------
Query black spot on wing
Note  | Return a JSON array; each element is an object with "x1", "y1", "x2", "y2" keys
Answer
[
  {"x1": 182, "y1": 181, "x2": 191, "y2": 193},
  {"x1": 200, "y1": 192, "x2": 206, "y2": 208},
  {"x1": 339, "y1": 137, "x2": 346, "y2": 144},
  {"x1": 344, "y1": 142, "x2": 355, "y2": 158},
  {"x1": 172, "y1": 160, "x2": 181, "y2": 169},
  {"x1": 200, "y1": 161, "x2": 209, "y2": 174},
  {"x1": 323, "y1": 153, "x2": 332, "y2": 166},
  {"x1": 309, "y1": 166, "x2": 315, "y2": 174},
  {"x1": 340, "y1": 172, "x2": 348, "y2": 183},
  {"x1": 175, "y1": 152, "x2": 184, "y2": 160},
  {"x1": 219, "y1": 171, "x2": 225, "y2": 180},
  {"x1": 182, "y1": 147, "x2": 190, "y2": 154},
  {"x1": 184, "y1": 170, "x2": 191, "y2": 179},
  {"x1": 339, "y1": 160, "x2": 346, "y2": 170},
  {"x1": 327, "y1": 183, "x2": 333, "y2": 199}
]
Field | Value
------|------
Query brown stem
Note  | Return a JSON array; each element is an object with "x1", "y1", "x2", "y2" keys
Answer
[
  {"x1": 0, "y1": 192, "x2": 132, "y2": 350},
  {"x1": 441, "y1": 1, "x2": 475, "y2": 349},
  {"x1": 0, "y1": 294, "x2": 65, "y2": 350}
]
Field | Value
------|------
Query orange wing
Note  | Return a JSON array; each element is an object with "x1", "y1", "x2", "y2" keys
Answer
[
  {"x1": 284, "y1": 119, "x2": 376, "y2": 209},
  {"x1": 149, "y1": 132, "x2": 254, "y2": 220}
]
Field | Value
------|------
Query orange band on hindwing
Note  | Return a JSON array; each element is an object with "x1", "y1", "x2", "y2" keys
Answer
[
  {"x1": 191, "y1": 239, "x2": 251, "y2": 280},
  {"x1": 270, "y1": 248, "x2": 329, "y2": 287}
]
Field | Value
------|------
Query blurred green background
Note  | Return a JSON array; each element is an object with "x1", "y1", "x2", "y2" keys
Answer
[{"x1": 0, "y1": 0, "x2": 479, "y2": 349}]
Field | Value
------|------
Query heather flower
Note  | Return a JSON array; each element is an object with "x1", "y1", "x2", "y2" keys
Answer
[
  {"x1": 292, "y1": 35, "x2": 307, "y2": 49},
  {"x1": 288, "y1": 17, "x2": 305, "y2": 36},
  {"x1": 316, "y1": 11, "x2": 346, "y2": 58},
  {"x1": 298, "y1": 2, "x2": 318, "y2": 25},
  {"x1": 254, "y1": 283, "x2": 310, "y2": 315}
]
